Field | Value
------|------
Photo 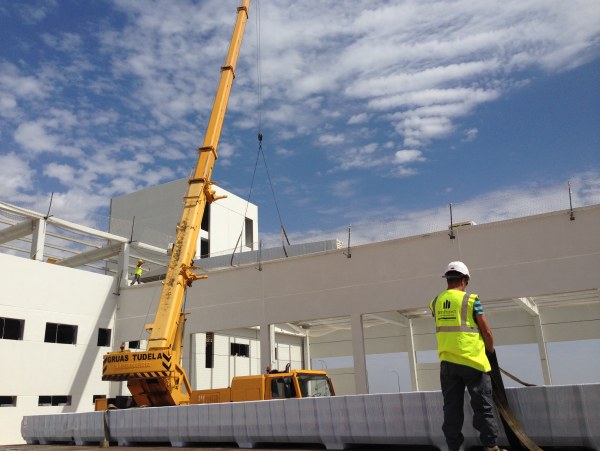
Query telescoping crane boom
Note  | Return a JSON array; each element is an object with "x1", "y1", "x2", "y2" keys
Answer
[{"x1": 101, "y1": 0, "x2": 251, "y2": 407}]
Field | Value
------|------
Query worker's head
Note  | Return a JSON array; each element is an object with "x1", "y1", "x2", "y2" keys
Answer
[
  {"x1": 137, "y1": 259, "x2": 143, "y2": 265},
  {"x1": 443, "y1": 261, "x2": 470, "y2": 288}
]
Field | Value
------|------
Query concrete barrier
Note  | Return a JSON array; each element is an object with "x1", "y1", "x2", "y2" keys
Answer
[{"x1": 22, "y1": 384, "x2": 600, "y2": 449}]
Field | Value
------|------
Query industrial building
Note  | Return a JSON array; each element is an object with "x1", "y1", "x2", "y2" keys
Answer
[{"x1": 0, "y1": 192, "x2": 599, "y2": 446}]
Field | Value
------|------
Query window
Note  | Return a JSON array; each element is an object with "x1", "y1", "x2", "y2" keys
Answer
[
  {"x1": 200, "y1": 238, "x2": 210, "y2": 259},
  {"x1": 38, "y1": 395, "x2": 71, "y2": 406},
  {"x1": 205, "y1": 332, "x2": 214, "y2": 368},
  {"x1": 128, "y1": 340, "x2": 140, "y2": 349},
  {"x1": 0, "y1": 317, "x2": 24, "y2": 340},
  {"x1": 244, "y1": 217, "x2": 253, "y2": 249},
  {"x1": 44, "y1": 323, "x2": 78, "y2": 344},
  {"x1": 201, "y1": 204, "x2": 210, "y2": 232},
  {"x1": 230, "y1": 342, "x2": 249, "y2": 357},
  {"x1": 270, "y1": 377, "x2": 296, "y2": 399},
  {"x1": 0, "y1": 396, "x2": 17, "y2": 407},
  {"x1": 97, "y1": 328, "x2": 111, "y2": 347}
]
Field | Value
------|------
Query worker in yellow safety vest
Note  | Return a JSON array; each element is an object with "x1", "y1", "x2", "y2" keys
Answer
[
  {"x1": 130, "y1": 259, "x2": 143, "y2": 286},
  {"x1": 429, "y1": 261, "x2": 505, "y2": 451}
]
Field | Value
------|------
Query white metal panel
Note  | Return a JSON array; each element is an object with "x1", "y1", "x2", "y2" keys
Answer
[{"x1": 21, "y1": 385, "x2": 600, "y2": 449}]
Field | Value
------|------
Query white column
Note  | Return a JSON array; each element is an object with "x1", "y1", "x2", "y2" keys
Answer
[
  {"x1": 118, "y1": 243, "x2": 131, "y2": 288},
  {"x1": 514, "y1": 297, "x2": 552, "y2": 385},
  {"x1": 351, "y1": 314, "x2": 369, "y2": 394},
  {"x1": 533, "y1": 315, "x2": 552, "y2": 385},
  {"x1": 260, "y1": 323, "x2": 276, "y2": 373},
  {"x1": 30, "y1": 218, "x2": 47, "y2": 261},
  {"x1": 406, "y1": 318, "x2": 419, "y2": 391},
  {"x1": 188, "y1": 332, "x2": 197, "y2": 389},
  {"x1": 303, "y1": 331, "x2": 311, "y2": 369}
]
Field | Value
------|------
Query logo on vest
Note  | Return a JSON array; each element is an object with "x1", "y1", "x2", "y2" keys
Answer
[{"x1": 443, "y1": 299, "x2": 451, "y2": 309}]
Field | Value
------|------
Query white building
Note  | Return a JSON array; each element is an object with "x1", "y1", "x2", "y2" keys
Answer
[
  {"x1": 109, "y1": 178, "x2": 258, "y2": 260},
  {"x1": 0, "y1": 198, "x2": 599, "y2": 446}
]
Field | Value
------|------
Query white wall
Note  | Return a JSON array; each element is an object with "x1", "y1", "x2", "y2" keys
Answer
[
  {"x1": 188, "y1": 329, "x2": 303, "y2": 390},
  {"x1": 114, "y1": 205, "x2": 600, "y2": 396},
  {"x1": 0, "y1": 253, "x2": 117, "y2": 446}
]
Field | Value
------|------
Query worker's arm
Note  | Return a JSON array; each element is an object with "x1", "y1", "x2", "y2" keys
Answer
[{"x1": 475, "y1": 313, "x2": 494, "y2": 353}]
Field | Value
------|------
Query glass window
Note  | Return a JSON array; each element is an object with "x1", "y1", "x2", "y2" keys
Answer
[
  {"x1": 205, "y1": 332, "x2": 214, "y2": 368},
  {"x1": 97, "y1": 328, "x2": 111, "y2": 347},
  {"x1": 128, "y1": 340, "x2": 140, "y2": 349},
  {"x1": 244, "y1": 217, "x2": 253, "y2": 249},
  {"x1": 0, "y1": 317, "x2": 24, "y2": 340},
  {"x1": 0, "y1": 396, "x2": 16, "y2": 407},
  {"x1": 270, "y1": 377, "x2": 297, "y2": 399},
  {"x1": 297, "y1": 374, "x2": 333, "y2": 397},
  {"x1": 230, "y1": 342, "x2": 249, "y2": 357},
  {"x1": 44, "y1": 323, "x2": 78, "y2": 344},
  {"x1": 38, "y1": 395, "x2": 71, "y2": 406}
]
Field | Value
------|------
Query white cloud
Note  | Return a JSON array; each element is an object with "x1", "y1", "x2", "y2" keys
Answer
[
  {"x1": 347, "y1": 113, "x2": 368, "y2": 125},
  {"x1": 13, "y1": 110, "x2": 82, "y2": 157},
  {"x1": 43, "y1": 163, "x2": 77, "y2": 187},
  {"x1": 15, "y1": 0, "x2": 58, "y2": 24},
  {"x1": 1, "y1": 0, "x2": 598, "y2": 234},
  {"x1": 331, "y1": 180, "x2": 356, "y2": 199},
  {"x1": 280, "y1": 171, "x2": 600, "y2": 246},
  {"x1": 14, "y1": 122, "x2": 59, "y2": 153},
  {"x1": 394, "y1": 149, "x2": 425, "y2": 165},
  {"x1": 318, "y1": 134, "x2": 346, "y2": 146},
  {"x1": 463, "y1": 128, "x2": 478, "y2": 142},
  {"x1": 275, "y1": 147, "x2": 294, "y2": 158},
  {"x1": 0, "y1": 63, "x2": 48, "y2": 99},
  {"x1": 0, "y1": 153, "x2": 34, "y2": 198}
]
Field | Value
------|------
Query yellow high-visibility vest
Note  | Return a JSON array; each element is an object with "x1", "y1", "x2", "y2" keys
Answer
[
  {"x1": 135, "y1": 266, "x2": 143, "y2": 276},
  {"x1": 429, "y1": 289, "x2": 491, "y2": 372}
]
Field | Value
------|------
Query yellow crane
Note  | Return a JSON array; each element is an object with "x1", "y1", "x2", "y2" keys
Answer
[
  {"x1": 101, "y1": 0, "x2": 251, "y2": 408},
  {"x1": 98, "y1": 0, "x2": 334, "y2": 409}
]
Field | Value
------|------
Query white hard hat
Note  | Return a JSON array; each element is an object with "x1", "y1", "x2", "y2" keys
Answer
[{"x1": 444, "y1": 261, "x2": 470, "y2": 278}]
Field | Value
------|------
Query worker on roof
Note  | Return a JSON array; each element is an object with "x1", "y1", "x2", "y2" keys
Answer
[
  {"x1": 429, "y1": 261, "x2": 505, "y2": 451},
  {"x1": 130, "y1": 259, "x2": 143, "y2": 286}
]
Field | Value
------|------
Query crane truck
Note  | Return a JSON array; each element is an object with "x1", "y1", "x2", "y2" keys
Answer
[{"x1": 97, "y1": 0, "x2": 334, "y2": 410}]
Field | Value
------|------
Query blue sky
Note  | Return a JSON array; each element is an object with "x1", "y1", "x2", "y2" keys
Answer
[{"x1": 1, "y1": 0, "x2": 599, "y2": 244}]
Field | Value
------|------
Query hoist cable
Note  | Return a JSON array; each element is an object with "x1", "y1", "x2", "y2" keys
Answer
[
  {"x1": 229, "y1": 0, "x2": 290, "y2": 266},
  {"x1": 230, "y1": 141, "x2": 261, "y2": 266},
  {"x1": 255, "y1": 0, "x2": 262, "y2": 135},
  {"x1": 258, "y1": 141, "x2": 290, "y2": 246}
]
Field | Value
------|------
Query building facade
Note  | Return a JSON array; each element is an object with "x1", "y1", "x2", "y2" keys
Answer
[{"x1": 1, "y1": 201, "x2": 599, "y2": 445}]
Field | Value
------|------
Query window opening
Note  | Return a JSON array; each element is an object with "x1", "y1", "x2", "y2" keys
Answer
[
  {"x1": 200, "y1": 238, "x2": 210, "y2": 259},
  {"x1": 244, "y1": 217, "x2": 253, "y2": 249},
  {"x1": 0, "y1": 317, "x2": 24, "y2": 340},
  {"x1": 128, "y1": 340, "x2": 140, "y2": 349},
  {"x1": 205, "y1": 332, "x2": 214, "y2": 368},
  {"x1": 38, "y1": 395, "x2": 71, "y2": 406},
  {"x1": 231, "y1": 342, "x2": 249, "y2": 357},
  {"x1": 97, "y1": 328, "x2": 111, "y2": 347},
  {"x1": 0, "y1": 396, "x2": 17, "y2": 407},
  {"x1": 44, "y1": 323, "x2": 78, "y2": 344},
  {"x1": 201, "y1": 204, "x2": 210, "y2": 233}
]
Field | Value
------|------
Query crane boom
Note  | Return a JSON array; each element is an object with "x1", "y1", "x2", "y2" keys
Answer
[{"x1": 101, "y1": 0, "x2": 251, "y2": 407}]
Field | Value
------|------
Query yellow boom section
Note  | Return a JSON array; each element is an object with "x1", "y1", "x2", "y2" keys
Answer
[{"x1": 102, "y1": 0, "x2": 250, "y2": 407}]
